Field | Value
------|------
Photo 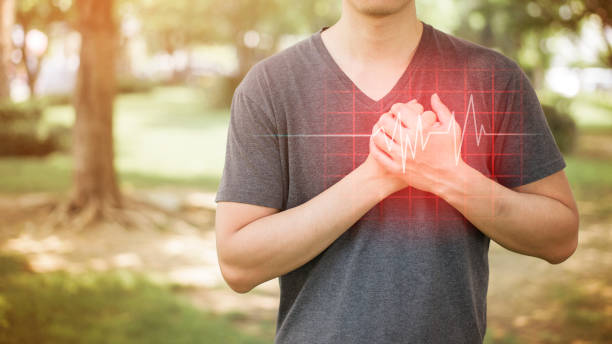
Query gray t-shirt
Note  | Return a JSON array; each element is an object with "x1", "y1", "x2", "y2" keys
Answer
[{"x1": 215, "y1": 23, "x2": 565, "y2": 343}]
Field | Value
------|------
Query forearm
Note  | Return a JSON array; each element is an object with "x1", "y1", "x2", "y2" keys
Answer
[
  {"x1": 435, "y1": 163, "x2": 578, "y2": 263},
  {"x1": 220, "y1": 161, "x2": 398, "y2": 292}
]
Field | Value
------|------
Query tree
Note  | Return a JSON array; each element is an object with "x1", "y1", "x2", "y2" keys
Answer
[
  {"x1": 0, "y1": 0, "x2": 14, "y2": 99},
  {"x1": 130, "y1": 0, "x2": 339, "y2": 104},
  {"x1": 15, "y1": 0, "x2": 72, "y2": 96},
  {"x1": 211, "y1": 0, "x2": 339, "y2": 79},
  {"x1": 453, "y1": 0, "x2": 612, "y2": 85},
  {"x1": 539, "y1": 0, "x2": 612, "y2": 67},
  {"x1": 67, "y1": 0, "x2": 121, "y2": 225},
  {"x1": 208, "y1": 0, "x2": 340, "y2": 105},
  {"x1": 132, "y1": 0, "x2": 214, "y2": 82}
]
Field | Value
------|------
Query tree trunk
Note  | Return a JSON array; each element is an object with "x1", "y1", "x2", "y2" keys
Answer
[
  {"x1": 0, "y1": 0, "x2": 14, "y2": 100},
  {"x1": 21, "y1": 43, "x2": 40, "y2": 97},
  {"x1": 71, "y1": 0, "x2": 121, "y2": 218}
]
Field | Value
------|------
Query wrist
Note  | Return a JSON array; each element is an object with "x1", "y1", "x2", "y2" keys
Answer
[
  {"x1": 355, "y1": 159, "x2": 401, "y2": 202},
  {"x1": 434, "y1": 160, "x2": 481, "y2": 203}
]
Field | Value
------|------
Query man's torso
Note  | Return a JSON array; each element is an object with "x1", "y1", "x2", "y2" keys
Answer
[{"x1": 223, "y1": 22, "x2": 539, "y2": 343}]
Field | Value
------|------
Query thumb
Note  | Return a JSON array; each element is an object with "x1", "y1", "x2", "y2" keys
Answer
[{"x1": 431, "y1": 93, "x2": 453, "y2": 124}]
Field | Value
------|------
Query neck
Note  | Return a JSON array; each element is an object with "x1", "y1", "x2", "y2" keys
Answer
[{"x1": 324, "y1": 1, "x2": 422, "y2": 64}]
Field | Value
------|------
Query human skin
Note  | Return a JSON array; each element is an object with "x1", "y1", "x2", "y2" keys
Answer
[
  {"x1": 215, "y1": 0, "x2": 579, "y2": 293},
  {"x1": 371, "y1": 93, "x2": 579, "y2": 266},
  {"x1": 216, "y1": 95, "x2": 578, "y2": 294}
]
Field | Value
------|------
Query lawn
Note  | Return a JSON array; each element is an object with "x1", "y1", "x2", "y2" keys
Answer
[
  {"x1": 0, "y1": 254, "x2": 269, "y2": 344},
  {"x1": 0, "y1": 86, "x2": 230, "y2": 194}
]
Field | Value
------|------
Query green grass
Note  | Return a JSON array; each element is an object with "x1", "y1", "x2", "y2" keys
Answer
[
  {"x1": 0, "y1": 86, "x2": 229, "y2": 193},
  {"x1": 565, "y1": 155, "x2": 612, "y2": 197},
  {"x1": 495, "y1": 278, "x2": 612, "y2": 344},
  {"x1": 0, "y1": 254, "x2": 268, "y2": 344},
  {"x1": 0, "y1": 154, "x2": 221, "y2": 193},
  {"x1": 483, "y1": 330, "x2": 520, "y2": 344},
  {"x1": 549, "y1": 283, "x2": 612, "y2": 342}
]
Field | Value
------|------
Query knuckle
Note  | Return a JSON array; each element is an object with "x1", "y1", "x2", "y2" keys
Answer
[
  {"x1": 413, "y1": 103, "x2": 424, "y2": 113},
  {"x1": 373, "y1": 132, "x2": 386, "y2": 145},
  {"x1": 382, "y1": 112, "x2": 394, "y2": 121},
  {"x1": 380, "y1": 117, "x2": 394, "y2": 131}
]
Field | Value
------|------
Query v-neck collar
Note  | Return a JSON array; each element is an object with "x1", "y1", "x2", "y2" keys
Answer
[{"x1": 313, "y1": 22, "x2": 431, "y2": 108}]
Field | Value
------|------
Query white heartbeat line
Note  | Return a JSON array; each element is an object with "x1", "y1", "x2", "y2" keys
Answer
[
  {"x1": 374, "y1": 94, "x2": 489, "y2": 172},
  {"x1": 258, "y1": 94, "x2": 535, "y2": 173}
]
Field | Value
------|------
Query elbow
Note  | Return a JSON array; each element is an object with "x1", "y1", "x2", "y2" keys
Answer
[
  {"x1": 544, "y1": 244, "x2": 576, "y2": 264},
  {"x1": 219, "y1": 262, "x2": 255, "y2": 294},
  {"x1": 544, "y1": 220, "x2": 579, "y2": 265}
]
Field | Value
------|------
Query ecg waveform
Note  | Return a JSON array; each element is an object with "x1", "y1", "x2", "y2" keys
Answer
[
  {"x1": 373, "y1": 94, "x2": 533, "y2": 172},
  {"x1": 261, "y1": 94, "x2": 534, "y2": 173}
]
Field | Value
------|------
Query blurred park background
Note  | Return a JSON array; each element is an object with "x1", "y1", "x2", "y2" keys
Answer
[{"x1": 0, "y1": 0, "x2": 610, "y2": 343}]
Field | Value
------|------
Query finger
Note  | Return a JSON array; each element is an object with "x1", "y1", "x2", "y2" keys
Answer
[
  {"x1": 377, "y1": 113, "x2": 403, "y2": 144},
  {"x1": 421, "y1": 110, "x2": 436, "y2": 129},
  {"x1": 370, "y1": 138, "x2": 402, "y2": 174},
  {"x1": 389, "y1": 104, "x2": 410, "y2": 128},
  {"x1": 395, "y1": 99, "x2": 425, "y2": 114},
  {"x1": 372, "y1": 124, "x2": 401, "y2": 157},
  {"x1": 409, "y1": 101, "x2": 424, "y2": 114},
  {"x1": 390, "y1": 102, "x2": 422, "y2": 127},
  {"x1": 431, "y1": 93, "x2": 453, "y2": 124}
]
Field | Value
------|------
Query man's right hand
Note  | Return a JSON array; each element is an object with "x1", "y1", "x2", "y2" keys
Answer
[{"x1": 366, "y1": 93, "x2": 465, "y2": 195}]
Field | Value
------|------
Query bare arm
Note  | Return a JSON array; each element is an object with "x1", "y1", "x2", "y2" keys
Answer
[
  {"x1": 217, "y1": 93, "x2": 579, "y2": 293},
  {"x1": 215, "y1": 158, "x2": 399, "y2": 293},
  {"x1": 372, "y1": 93, "x2": 579, "y2": 265},
  {"x1": 436, "y1": 165, "x2": 578, "y2": 264}
]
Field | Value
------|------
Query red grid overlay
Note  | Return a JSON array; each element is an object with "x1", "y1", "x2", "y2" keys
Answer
[{"x1": 322, "y1": 67, "x2": 525, "y2": 225}]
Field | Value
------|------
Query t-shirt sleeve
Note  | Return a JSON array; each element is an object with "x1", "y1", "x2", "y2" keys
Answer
[
  {"x1": 493, "y1": 65, "x2": 566, "y2": 188},
  {"x1": 214, "y1": 88, "x2": 285, "y2": 209}
]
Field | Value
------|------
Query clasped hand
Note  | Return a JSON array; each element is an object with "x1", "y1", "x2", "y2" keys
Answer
[{"x1": 366, "y1": 93, "x2": 465, "y2": 194}]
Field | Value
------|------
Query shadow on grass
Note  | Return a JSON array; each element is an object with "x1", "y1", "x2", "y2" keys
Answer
[
  {"x1": 0, "y1": 253, "x2": 268, "y2": 344},
  {"x1": 485, "y1": 277, "x2": 612, "y2": 344}
]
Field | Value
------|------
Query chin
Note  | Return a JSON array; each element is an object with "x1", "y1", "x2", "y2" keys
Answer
[{"x1": 346, "y1": 0, "x2": 413, "y2": 16}]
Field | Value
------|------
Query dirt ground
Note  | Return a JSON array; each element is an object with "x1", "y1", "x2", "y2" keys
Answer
[
  {"x1": 0, "y1": 186, "x2": 610, "y2": 343},
  {"x1": 0, "y1": 190, "x2": 280, "y2": 335}
]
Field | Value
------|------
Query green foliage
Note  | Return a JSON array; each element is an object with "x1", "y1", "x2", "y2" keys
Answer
[
  {"x1": 130, "y1": 0, "x2": 340, "y2": 88},
  {"x1": 117, "y1": 78, "x2": 158, "y2": 94},
  {"x1": 0, "y1": 254, "x2": 267, "y2": 344},
  {"x1": 131, "y1": 0, "x2": 216, "y2": 53},
  {"x1": 541, "y1": 104, "x2": 578, "y2": 154},
  {"x1": 539, "y1": 90, "x2": 612, "y2": 130},
  {"x1": 0, "y1": 100, "x2": 69, "y2": 157},
  {"x1": 569, "y1": 91, "x2": 612, "y2": 130},
  {"x1": 0, "y1": 87, "x2": 226, "y2": 193},
  {"x1": 17, "y1": 0, "x2": 74, "y2": 30},
  {"x1": 451, "y1": 0, "x2": 612, "y2": 82}
]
